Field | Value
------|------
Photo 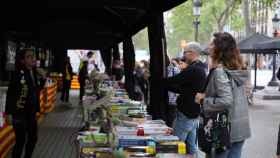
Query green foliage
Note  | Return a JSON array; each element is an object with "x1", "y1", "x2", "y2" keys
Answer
[
  {"x1": 131, "y1": 0, "x2": 276, "y2": 57},
  {"x1": 132, "y1": 27, "x2": 149, "y2": 52},
  {"x1": 230, "y1": 10, "x2": 245, "y2": 31},
  {"x1": 165, "y1": 2, "x2": 195, "y2": 56},
  {"x1": 165, "y1": 0, "x2": 246, "y2": 57},
  {"x1": 261, "y1": 0, "x2": 275, "y2": 6}
]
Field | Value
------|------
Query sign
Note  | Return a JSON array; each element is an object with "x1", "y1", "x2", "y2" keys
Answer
[{"x1": 5, "y1": 41, "x2": 17, "y2": 71}]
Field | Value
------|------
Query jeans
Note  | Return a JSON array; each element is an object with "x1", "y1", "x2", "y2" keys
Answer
[
  {"x1": 173, "y1": 111, "x2": 199, "y2": 155},
  {"x1": 208, "y1": 141, "x2": 245, "y2": 158}
]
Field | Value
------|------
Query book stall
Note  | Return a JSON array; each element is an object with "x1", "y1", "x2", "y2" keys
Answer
[{"x1": 76, "y1": 70, "x2": 188, "y2": 158}]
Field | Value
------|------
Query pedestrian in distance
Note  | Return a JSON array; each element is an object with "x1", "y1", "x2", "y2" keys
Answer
[
  {"x1": 78, "y1": 60, "x2": 89, "y2": 105},
  {"x1": 60, "y1": 56, "x2": 74, "y2": 105}
]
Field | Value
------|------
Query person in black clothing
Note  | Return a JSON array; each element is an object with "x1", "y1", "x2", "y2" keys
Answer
[
  {"x1": 5, "y1": 48, "x2": 46, "y2": 158},
  {"x1": 60, "y1": 56, "x2": 73, "y2": 104},
  {"x1": 133, "y1": 63, "x2": 144, "y2": 101},
  {"x1": 78, "y1": 60, "x2": 88, "y2": 104},
  {"x1": 164, "y1": 42, "x2": 207, "y2": 157},
  {"x1": 112, "y1": 60, "x2": 124, "y2": 81}
]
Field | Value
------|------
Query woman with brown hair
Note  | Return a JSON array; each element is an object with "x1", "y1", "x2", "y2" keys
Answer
[{"x1": 196, "y1": 32, "x2": 251, "y2": 158}]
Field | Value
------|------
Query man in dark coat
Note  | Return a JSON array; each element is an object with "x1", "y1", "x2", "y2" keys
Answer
[
  {"x1": 164, "y1": 42, "x2": 207, "y2": 157},
  {"x1": 5, "y1": 48, "x2": 46, "y2": 158}
]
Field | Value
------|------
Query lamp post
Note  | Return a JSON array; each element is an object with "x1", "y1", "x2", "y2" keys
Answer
[
  {"x1": 268, "y1": 14, "x2": 280, "y2": 86},
  {"x1": 193, "y1": 0, "x2": 202, "y2": 42}
]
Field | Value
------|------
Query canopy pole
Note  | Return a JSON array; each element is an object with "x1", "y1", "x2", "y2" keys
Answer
[
  {"x1": 267, "y1": 51, "x2": 279, "y2": 86},
  {"x1": 100, "y1": 48, "x2": 112, "y2": 75},
  {"x1": 123, "y1": 37, "x2": 135, "y2": 99},
  {"x1": 113, "y1": 44, "x2": 120, "y2": 61},
  {"x1": 148, "y1": 13, "x2": 168, "y2": 120},
  {"x1": 254, "y1": 53, "x2": 257, "y2": 92}
]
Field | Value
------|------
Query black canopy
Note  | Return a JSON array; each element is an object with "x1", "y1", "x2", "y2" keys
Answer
[
  {"x1": 254, "y1": 38, "x2": 280, "y2": 51},
  {"x1": 2, "y1": 0, "x2": 187, "y2": 49},
  {"x1": 238, "y1": 33, "x2": 272, "y2": 54}
]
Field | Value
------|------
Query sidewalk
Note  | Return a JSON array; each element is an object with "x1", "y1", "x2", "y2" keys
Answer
[{"x1": 242, "y1": 97, "x2": 280, "y2": 158}]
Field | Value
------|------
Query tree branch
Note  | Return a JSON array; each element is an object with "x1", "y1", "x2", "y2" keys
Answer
[
  {"x1": 216, "y1": 0, "x2": 238, "y2": 31},
  {"x1": 211, "y1": 6, "x2": 219, "y2": 23},
  {"x1": 218, "y1": 0, "x2": 236, "y2": 24}
]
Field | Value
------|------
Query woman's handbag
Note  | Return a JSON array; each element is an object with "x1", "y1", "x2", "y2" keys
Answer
[
  {"x1": 197, "y1": 109, "x2": 231, "y2": 154},
  {"x1": 197, "y1": 68, "x2": 231, "y2": 154}
]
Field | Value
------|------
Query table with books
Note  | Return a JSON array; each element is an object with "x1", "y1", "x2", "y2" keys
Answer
[{"x1": 76, "y1": 81, "x2": 189, "y2": 158}]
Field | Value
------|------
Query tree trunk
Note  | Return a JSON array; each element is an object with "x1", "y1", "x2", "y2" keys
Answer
[
  {"x1": 243, "y1": 0, "x2": 253, "y2": 36},
  {"x1": 215, "y1": 0, "x2": 236, "y2": 32},
  {"x1": 217, "y1": 23, "x2": 224, "y2": 32}
]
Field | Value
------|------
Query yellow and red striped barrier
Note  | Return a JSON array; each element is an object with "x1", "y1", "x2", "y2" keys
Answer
[{"x1": 71, "y1": 75, "x2": 80, "y2": 89}]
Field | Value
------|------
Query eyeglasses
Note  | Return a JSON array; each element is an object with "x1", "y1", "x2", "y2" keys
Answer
[{"x1": 184, "y1": 51, "x2": 193, "y2": 54}]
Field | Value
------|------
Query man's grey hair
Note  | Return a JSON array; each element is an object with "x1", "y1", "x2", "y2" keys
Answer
[{"x1": 184, "y1": 42, "x2": 203, "y2": 55}]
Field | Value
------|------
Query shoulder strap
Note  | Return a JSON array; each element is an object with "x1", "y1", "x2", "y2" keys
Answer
[
  {"x1": 200, "y1": 68, "x2": 216, "y2": 114},
  {"x1": 223, "y1": 69, "x2": 240, "y2": 88},
  {"x1": 202, "y1": 68, "x2": 216, "y2": 92}
]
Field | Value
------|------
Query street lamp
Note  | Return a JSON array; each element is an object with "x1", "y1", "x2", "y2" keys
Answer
[
  {"x1": 268, "y1": 14, "x2": 280, "y2": 86},
  {"x1": 193, "y1": 0, "x2": 202, "y2": 42}
]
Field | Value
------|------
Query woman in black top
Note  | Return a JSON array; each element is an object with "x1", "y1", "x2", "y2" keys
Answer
[
  {"x1": 5, "y1": 48, "x2": 46, "y2": 158},
  {"x1": 60, "y1": 56, "x2": 73, "y2": 104}
]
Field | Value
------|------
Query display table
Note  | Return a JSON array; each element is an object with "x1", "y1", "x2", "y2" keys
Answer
[
  {"x1": 0, "y1": 81, "x2": 58, "y2": 158},
  {"x1": 77, "y1": 86, "x2": 188, "y2": 158}
]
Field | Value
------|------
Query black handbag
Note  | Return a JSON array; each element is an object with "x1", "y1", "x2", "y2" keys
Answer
[
  {"x1": 197, "y1": 68, "x2": 231, "y2": 154},
  {"x1": 198, "y1": 109, "x2": 231, "y2": 154}
]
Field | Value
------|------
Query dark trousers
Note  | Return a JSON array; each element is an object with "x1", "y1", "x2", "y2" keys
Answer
[
  {"x1": 79, "y1": 81, "x2": 85, "y2": 101},
  {"x1": 166, "y1": 105, "x2": 177, "y2": 127},
  {"x1": 12, "y1": 115, "x2": 38, "y2": 158},
  {"x1": 60, "y1": 79, "x2": 71, "y2": 102}
]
